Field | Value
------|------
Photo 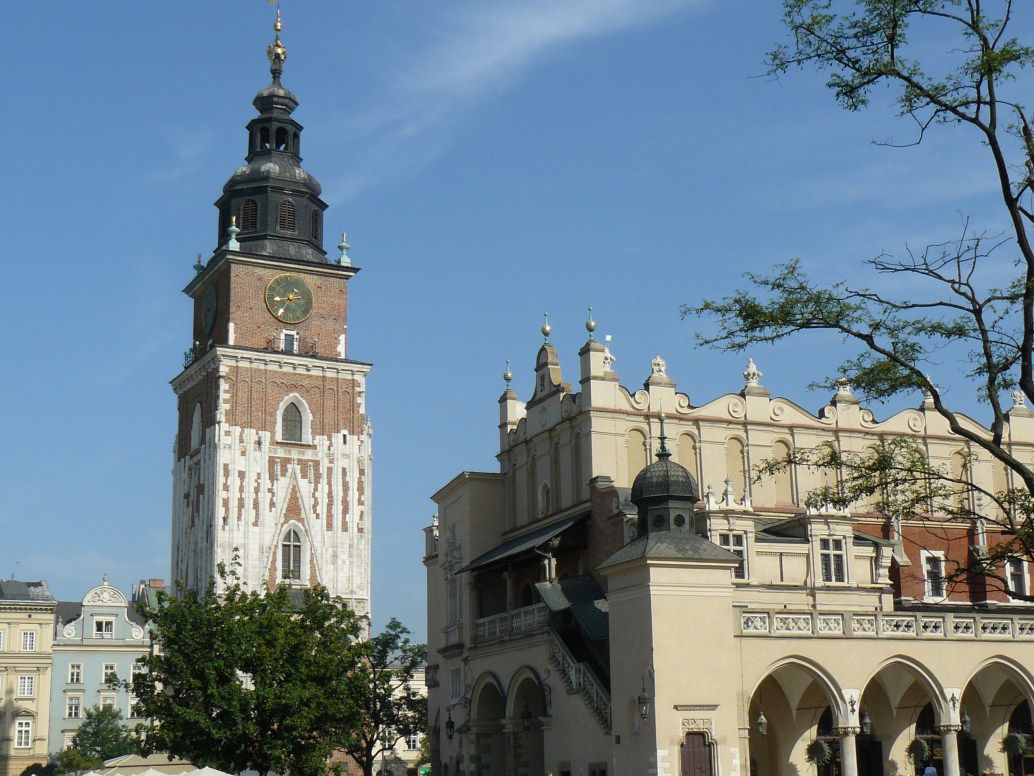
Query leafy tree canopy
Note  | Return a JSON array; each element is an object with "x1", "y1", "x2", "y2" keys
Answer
[
  {"x1": 126, "y1": 564, "x2": 367, "y2": 776},
  {"x1": 687, "y1": 0, "x2": 1034, "y2": 599}
]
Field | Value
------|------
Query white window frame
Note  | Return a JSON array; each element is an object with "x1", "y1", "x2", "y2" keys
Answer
[
  {"x1": 0, "y1": 630, "x2": 4, "y2": 651},
  {"x1": 279, "y1": 524, "x2": 307, "y2": 584},
  {"x1": 21, "y1": 630, "x2": 36, "y2": 652},
  {"x1": 68, "y1": 663, "x2": 82, "y2": 684},
  {"x1": 1008, "y1": 557, "x2": 1030, "y2": 602},
  {"x1": 818, "y1": 537, "x2": 848, "y2": 584},
  {"x1": 717, "y1": 532, "x2": 748, "y2": 580},
  {"x1": 102, "y1": 663, "x2": 118, "y2": 683},
  {"x1": 921, "y1": 550, "x2": 948, "y2": 601},
  {"x1": 14, "y1": 720, "x2": 32, "y2": 749},
  {"x1": 275, "y1": 394, "x2": 312, "y2": 445},
  {"x1": 94, "y1": 618, "x2": 115, "y2": 638},
  {"x1": 281, "y1": 329, "x2": 299, "y2": 354},
  {"x1": 128, "y1": 696, "x2": 142, "y2": 719},
  {"x1": 18, "y1": 675, "x2": 35, "y2": 697},
  {"x1": 100, "y1": 694, "x2": 117, "y2": 710},
  {"x1": 66, "y1": 695, "x2": 82, "y2": 719}
]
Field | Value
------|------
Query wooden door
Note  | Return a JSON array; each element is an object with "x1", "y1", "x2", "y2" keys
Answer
[{"x1": 681, "y1": 733, "x2": 713, "y2": 776}]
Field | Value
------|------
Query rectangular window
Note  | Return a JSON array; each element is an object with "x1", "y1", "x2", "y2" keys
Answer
[
  {"x1": 450, "y1": 668, "x2": 462, "y2": 701},
  {"x1": 282, "y1": 331, "x2": 297, "y2": 354},
  {"x1": 18, "y1": 675, "x2": 35, "y2": 697},
  {"x1": 819, "y1": 538, "x2": 846, "y2": 583},
  {"x1": 718, "y1": 532, "x2": 747, "y2": 579},
  {"x1": 589, "y1": 766, "x2": 608, "y2": 776},
  {"x1": 15, "y1": 720, "x2": 32, "y2": 749},
  {"x1": 102, "y1": 663, "x2": 118, "y2": 683},
  {"x1": 1009, "y1": 558, "x2": 1028, "y2": 598},
  {"x1": 0, "y1": 630, "x2": 4, "y2": 651},
  {"x1": 66, "y1": 696, "x2": 82, "y2": 719},
  {"x1": 925, "y1": 554, "x2": 946, "y2": 598},
  {"x1": 68, "y1": 663, "x2": 82, "y2": 684},
  {"x1": 21, "y1": 631, "x2": 36, "y2": 652},
  {"x1": 405, "y1": 734, "x2": 420, "y2": 750},
  {"x1": 100, "y1": 694, "x2": 117, "y2": 710},
  {"x1": 94, "y1": 619, "x2": 114, "y2": 638},
  {"x1": 128, "y1": 697, "x2": 142, "y2": 719}
]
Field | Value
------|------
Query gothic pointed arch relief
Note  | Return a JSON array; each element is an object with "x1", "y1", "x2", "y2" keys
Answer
[{"x1": 265, "y1": 467, "x2": 322, "y2": 588}]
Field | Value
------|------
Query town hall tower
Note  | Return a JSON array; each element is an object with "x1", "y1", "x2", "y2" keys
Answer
[{"x1": 171, "y1": 14, "x2": 371, "y2": 615}]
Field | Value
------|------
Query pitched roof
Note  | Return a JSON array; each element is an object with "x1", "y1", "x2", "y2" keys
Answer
[
  {"x1": 457, "y1": 513, "x2": 589, "y2": 574},
  {"x1": 597, "y1": 531, "x2": 741, "y2": 570},
  {"x1": 0, "y1": 580, "x2": 55, "y2": 602}
]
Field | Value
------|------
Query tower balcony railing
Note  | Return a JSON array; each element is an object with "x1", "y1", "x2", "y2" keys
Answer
[
  {"x1": 738, "y1": 609, "x2": 1034, "y2": 640},
  {"x1": 183, "y1": 341, "x2": 212, "y2": 369},
  {"x1": 472, "y1": 603, "x2": 548, "y2": 645}
]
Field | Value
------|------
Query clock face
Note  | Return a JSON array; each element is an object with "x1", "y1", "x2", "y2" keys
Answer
[
  {"x1": 265, "y1": 274, "x2": 314, "y2": 324},
  {"x1": 202, "y1": 286, "x2": 218, "y2": 335}
]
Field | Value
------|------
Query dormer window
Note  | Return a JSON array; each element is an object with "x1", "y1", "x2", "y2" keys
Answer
[
  {"x1": 240, "y1": 199, "x2": 258, "y2": 231},
  {"x1": 278, "y1": 200, "x2": 296, "y2": 232},
  {"x1": 94, "y1": 619, "x2": 114, "y2": 638},
  {"x1": 819, "y1": 538, "x2": 846, "y2": 583}
]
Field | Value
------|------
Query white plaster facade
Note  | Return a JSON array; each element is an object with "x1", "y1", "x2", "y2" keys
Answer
[{"x1": 171, "y1": 346, "x2": 372, "y2": 613}]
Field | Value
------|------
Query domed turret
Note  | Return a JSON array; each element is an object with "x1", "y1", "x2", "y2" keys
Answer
[{"x1": 630, "y1": 415, "x2": 701, "y2": 537}]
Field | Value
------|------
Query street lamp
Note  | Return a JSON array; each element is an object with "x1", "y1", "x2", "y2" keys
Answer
[
  {"x1": 756, "y1": 710, "x2": 768, "y2": 736},
  {"x1": 445, "y1": 710, "x2": 455, "y2": 741},
  {"x1": 637, "y1": 680, "x2": 652, "y2": 721}
]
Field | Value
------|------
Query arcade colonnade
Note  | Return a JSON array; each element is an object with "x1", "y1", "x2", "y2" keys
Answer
[{"x1": 745, "y1": 650, "x2": 1034, "y2": 776}]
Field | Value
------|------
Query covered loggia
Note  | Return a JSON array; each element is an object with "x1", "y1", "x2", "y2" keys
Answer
[
  {"x1": 960, "y1": 657, "x2": 1034, "y2": 776},
  {"x1": 469, "y1": 674, "x2": 507, "y2": 776},
  {"x1": 747, "y1": 658, "x2": 847, "y2": 776},
  {"x1": 505, "y1": 668, "x2": 548, "y2": 776}
]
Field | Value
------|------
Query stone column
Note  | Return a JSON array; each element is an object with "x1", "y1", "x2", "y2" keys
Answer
[
  {"x1": 939, "y1": 724, "x2": 962, "y2": 776},
  {"x1": 837, "y1": 727, "x2": 860, "y2": 776}
]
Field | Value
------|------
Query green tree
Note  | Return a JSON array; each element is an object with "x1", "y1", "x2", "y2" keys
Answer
[
  {"x1": 687, "y1": 0, "x2": 1034, "y2": 599},
  {"x1": 125, "y1": 564, "x2": 366, "y2": 776},
  {"x1": 341, "y1": 619, "x2": 428, "y2": 776},
  {"x1": 69, "y1": 706, "x2": 137, "y2": 762},
  {"x1": 50, "y1": 747, "x2": 103, "y2": 776}
]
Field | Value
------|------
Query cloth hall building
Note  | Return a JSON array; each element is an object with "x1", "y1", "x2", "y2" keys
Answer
[{"x1": 424, "y1": 327, "x2": 1034, "y2": 776}]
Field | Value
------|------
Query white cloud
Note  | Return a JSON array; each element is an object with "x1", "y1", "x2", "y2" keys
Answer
[{"x1": 321, "y1": 0, "x2": 705, "y2": 201}]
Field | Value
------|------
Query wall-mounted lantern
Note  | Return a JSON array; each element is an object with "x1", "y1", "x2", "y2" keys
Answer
[
  {"x1": 861, "y1": 710, "x2": 872, "y2": 736},
  {"x1": 961, "y1": 711, "x2": 971, "y2": 733},
  {"x1": 756, "y1": 710, "x2": 768, "y2": 736},
  {"x1": 637, "y1": 679, "x2": 652, "y2": 721},
  {"x1": 521, "y1": 703, "x2": 534, "y2": 732},
  {"x1": 445, "y1": 710, "x2": 455, "y2": 741}
]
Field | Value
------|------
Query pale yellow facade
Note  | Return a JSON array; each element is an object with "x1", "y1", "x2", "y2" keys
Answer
[
  {"x1": 425, "y1": 333, "x2": 1034, "y2": 776},
  {"x1": 0, "y1": 582, "x2": 56, "y2": 776}
]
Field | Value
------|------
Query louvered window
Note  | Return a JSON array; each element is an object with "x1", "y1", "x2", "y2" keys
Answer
[
  {"x1": 278, "y1": 200, "x2": 296, "y2": 232},
  {"x1": 240, "y1": 199, "x2": 258, "y2": 231},
  {"x1": 311, "y1": 209, "x2": 321, "y2": 241},
  {"x1": 282, "y1": 402, "x2": 302, "y2": 442},
  {"x1": 282, "y1": 529, "x2": 302, "y2": 580}
]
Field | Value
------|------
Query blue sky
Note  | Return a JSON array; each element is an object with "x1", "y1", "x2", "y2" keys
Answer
[{"x1": 2, "y1": 1, "x2": 1031, "y2": 638}]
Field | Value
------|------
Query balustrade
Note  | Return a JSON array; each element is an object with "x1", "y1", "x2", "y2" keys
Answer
[{"x1": 739, "y1": 610, "x2": 1034, "y2": 640}]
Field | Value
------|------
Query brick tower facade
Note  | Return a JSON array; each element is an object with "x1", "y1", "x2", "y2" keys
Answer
[{"x1": 170, "y1": 15, "x2": 371, "y2": 615}]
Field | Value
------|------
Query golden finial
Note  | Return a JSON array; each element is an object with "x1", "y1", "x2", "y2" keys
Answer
[{"x1": 267, "y1": 6, "x2": 287, "y2": 77}]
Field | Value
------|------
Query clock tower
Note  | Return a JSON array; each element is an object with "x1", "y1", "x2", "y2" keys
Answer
[{"x1": 171, "y1": 14, "x2": 371, "y2": 615}]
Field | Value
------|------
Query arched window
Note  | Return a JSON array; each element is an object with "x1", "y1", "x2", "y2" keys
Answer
[
  {"x1": 275, "y1": 127, "x2": 289, "y2": 151},
  {"x1": 572, "y1": 432, "x2": 584, "y2": 501},
  {"x1": 949, "y1": 449, "x2": 969, "y2": 513},
  {"x1": 239, "y1": 199, "x2": 258, "y2": 231},
  {"x1": 292, "y1": 131, "x2": 299, "y2": 150},
  {"x1": 310, "y1": 209, "x2": 321, "y2": 242},
  {"x1": 538, "y1": 482, "x2": 551, "y2": 517},
  {"x1": 676, "y1": 433, "x2": 699, "y2": 485},
  {"x1": 626, "y1": 429, "x2": 648, "y2": 483},
  {"x1": 278, "y1": 200, "x2": 296, "y2": 232},
  {"x1": 189, "y1": 404, "x2": 202, "y2": 451},
  {"x1": 259, "y1": 127, "x2": 270, "y2": 150},
  {"x1": 282, "y1": 402, "x2": 303, "y2": 442},
  {"x1": 281, "y1": 529, "x2": 302, "y2": 581},
  {"x1": 771, "y1": 440, "x2": 793, "y2": 505},
  {"x1": 725, "y1": 438, "x2": 746, "y2": 495}
]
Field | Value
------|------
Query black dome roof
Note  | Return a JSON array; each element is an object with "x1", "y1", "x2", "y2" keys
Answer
[{"x1": 630, "y1": 453, "x2": 699, "y2": 505}]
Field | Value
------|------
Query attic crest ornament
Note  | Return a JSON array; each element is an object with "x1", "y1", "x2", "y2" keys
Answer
[
  {"x1": 743, "y1": 357, "x2": 762, "y2": 387},
  {"x1": 651, "y1": 355, "x2": 667, "y2": 376}
]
